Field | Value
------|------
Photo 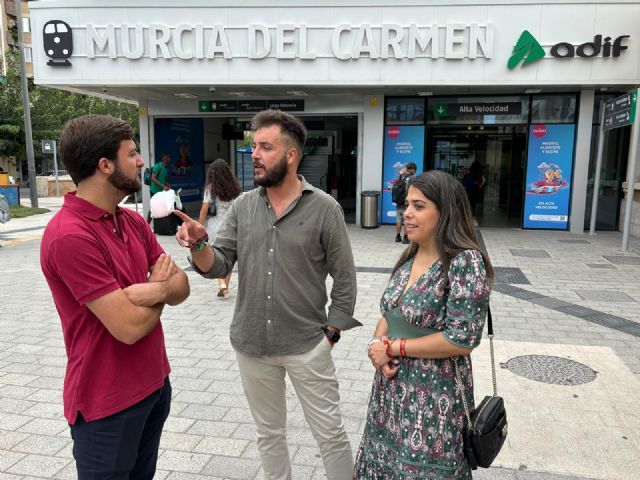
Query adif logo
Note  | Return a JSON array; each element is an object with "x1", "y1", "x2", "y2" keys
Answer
[
  {"x1": 508, "y1": 30, "x2": 544, "y2": 69},
  {"x1": 508, "y1": 30, "x2": 630, "y2": 69},
  {"x1": 43, "y1": 20, "x2": 73, "y2": 67}
]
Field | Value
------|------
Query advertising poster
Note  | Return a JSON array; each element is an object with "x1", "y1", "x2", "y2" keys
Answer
[
  {"x1": 381, "y1": 125, "x2": 425, "y2": 224},
  {"x1": 154, "y1": 118, "x2": 205, "y2": 202},
  {"x1": 523, "y1": 124, "x2": 576, "y2": 229}
]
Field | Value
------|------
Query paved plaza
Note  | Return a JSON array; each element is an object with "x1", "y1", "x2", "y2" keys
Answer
[{"x1": 1, "y1": 196, "x2": 640, "y2": 479}]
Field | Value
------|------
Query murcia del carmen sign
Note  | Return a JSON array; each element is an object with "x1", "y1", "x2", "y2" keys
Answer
[{"x1": 76, "y1": 22, "x2": 495, "y2": 61}]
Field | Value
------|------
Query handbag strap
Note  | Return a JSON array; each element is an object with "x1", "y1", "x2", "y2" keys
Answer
[{"x1": 453, "y1": 305, "x2": 498, "y2": 426}]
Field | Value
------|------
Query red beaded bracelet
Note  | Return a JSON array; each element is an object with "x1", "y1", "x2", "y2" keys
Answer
[{"x1": 400, "y1": 338, "x2": 407, "y2": 357}]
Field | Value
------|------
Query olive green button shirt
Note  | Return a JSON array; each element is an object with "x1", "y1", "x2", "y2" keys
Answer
[{"x1": 190, "y1": 177, "x2": 360, "y2": 357}]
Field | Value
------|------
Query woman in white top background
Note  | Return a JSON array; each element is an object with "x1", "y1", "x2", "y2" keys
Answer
[{"x1": 198, "y1": 158, "x2": 242, "y2": 298}]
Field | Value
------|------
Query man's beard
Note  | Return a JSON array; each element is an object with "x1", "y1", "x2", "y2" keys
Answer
[
  {"x1": 254, "y1": 154, "x2": 288, "y2": 188},
  {"x1": 108, "y1": 163, "x2": 141, "y2": 195}
]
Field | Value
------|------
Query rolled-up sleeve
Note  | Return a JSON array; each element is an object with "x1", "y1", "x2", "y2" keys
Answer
[
  {"x1": 324, "y1": 204, "x2": 361, "y2": 331},
  {"x1": 188, "y1": 199, "x2": 238, "y2": 279}
]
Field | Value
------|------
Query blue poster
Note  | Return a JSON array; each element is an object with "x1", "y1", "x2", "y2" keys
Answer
[
  {"x1": 381, "y1": 125, "x2": 425, "y2": 224},
  {"x1": 523, "y1": 124, "x2": 576, "y2": 229},
  {"x1": 154, "y1": 118, "x2": 205, "y2": 202}
]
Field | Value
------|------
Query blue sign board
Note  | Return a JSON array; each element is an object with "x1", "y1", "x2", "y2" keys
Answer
[
  {"x1": 523, "y1": 124, "x2": 576, "y2": 229},
  {"x1": 381, "y1": 125, "x2": 425, "y2": 224},
  {"x1": 154, "y1": 118, "x2": 205, "y2": 202}
]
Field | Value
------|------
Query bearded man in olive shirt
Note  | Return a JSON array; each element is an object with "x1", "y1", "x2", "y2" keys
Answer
[{"x1": 175, "y1": 110, "x2": 359, "y2": 480}]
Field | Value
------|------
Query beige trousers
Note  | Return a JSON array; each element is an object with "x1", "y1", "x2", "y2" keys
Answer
[{"x1": 235, "y1": 338, "x2": 353, "y2": 480}]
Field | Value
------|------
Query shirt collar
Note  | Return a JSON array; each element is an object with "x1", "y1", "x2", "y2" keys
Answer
[
  {"x1": 258, "y1": 175, "x2": 314, "y2": 197},
  {"x1": 63, "y1": 191, "x2": 123, "y2": 221}
]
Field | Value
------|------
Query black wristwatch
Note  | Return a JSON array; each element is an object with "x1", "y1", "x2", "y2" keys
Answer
[{"x1": 323, "y1": 327, "x2": 341, "y2": 344}]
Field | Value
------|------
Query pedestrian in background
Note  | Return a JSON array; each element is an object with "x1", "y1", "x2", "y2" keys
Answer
[
  {"x1": 147, "y1": 153, "x2": 171, "y2": 224},
  {"x1": 354, "y1": 170, "x2": 493, "y2": 479},
  {"x1": 175, "y1": 109, "x2": 359, "y2": 480},
  {"x1": 198, "y1": 158, "x2": 242, "y2": 298},
  {"x1": 40, "y1": 115, "x2": 190, "y2": 479},
  {"x1": 392, "y1": 162, "x2": 417, "y2": 244}
]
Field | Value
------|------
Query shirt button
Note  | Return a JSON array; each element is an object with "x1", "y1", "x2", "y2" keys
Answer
[
  {"x1": 112, "y1": 228, "x2": 116, "y2": 233},
  {"x1": 270, "y1": 249, "x2": 273, "y2": 252},
  {"x1": 267, "y1": 295, "x2": 271, "y2": 299},
  {"x1": 272, "y1": 226, "x2": 276, "y2": 229},
  {"x1": 267, "y1": 319, "x2": 271, "y2": 323},
  {"x1": 268, "y1": 272, "x2": 272, "y2": 275},
  {"x1": 103, "y1": 214, "x2": 108, "y2": 218}
]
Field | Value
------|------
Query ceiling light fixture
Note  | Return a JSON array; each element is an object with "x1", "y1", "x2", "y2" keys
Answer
[
  {"x1": 417, "y1": 91, "x2": 433, "y2": 96},
  {"x1": 524, "y1": 88, "x2": 542, "y2": 94},
  {"x1": 228, "y1": 91, "x2": 250, "y2": 97},
  {"x1": 286, "y1": 90, "x2": 309, "y2": 96},
  {"x1": 173, "y1": 93, "x2": 198, "y2": 99}
]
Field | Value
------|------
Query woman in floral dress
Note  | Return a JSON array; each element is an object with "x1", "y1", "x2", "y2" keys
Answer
[{"x1": 354, "y1": 170, "x2": 493, "y2": 479}]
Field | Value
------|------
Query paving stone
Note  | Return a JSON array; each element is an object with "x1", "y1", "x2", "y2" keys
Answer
[
  {"x1": 163, "y1": 416, "x2": 196, "y2": 434},
  {"x1": 156, "y1": 450, "x2": 212, "y2": 473},
  {"x1": 12, "y1": 434, "x2": 70, "y2": 456},
  {"x1": 0, "y1": 431, "x2": 30, "y2": 450},
  {"x1": 180, "y1": 403, "x2": 228, "y2": 421},
  {"x1": 557, "y1": 239, "x2": 591, "y2": 244},
  {"x1": 200, "y1": 456, "x2": 260, "y2": 479},
  {"x1": 17, "y1": 418, "x2": 68, "y2": 436},
  {"x1": 574, "y1": 290, "x2": 637, "y2": 303},
  {"x1": 586, "y1": 263, "x2": 617, "y2": 269},
  {"x1": 7, "y1": 454, "x2": 70, "y2": 477},
  {"x1": 510, "y1": 248, "x2": 552, "y2": 258},
  {"x1": 603, "y1": 255, "x2": 640, "y2": 265},
  {"x1": 187, "y1": 420, "x2": 238, "y2": 437},
  {"x1": 0, "y1": 413, "x2": 32, "y2": 431},
  {"x1": 0, "y1": 451, "x2": 26, "y2": 471},
  {"x1": 192, "y1": 436, "x2": 248, "y2": 456},
  {"x1": 159, "y1": 432, "x2": 203, "y2": 453}
]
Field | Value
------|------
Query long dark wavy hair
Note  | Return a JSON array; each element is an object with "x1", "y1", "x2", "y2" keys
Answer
[
  {"x1": 205, "y1": 158, "x2": 242, "y2": 202},
  {"x1": 392, "y1": 170, "x2": 494, "y2": 286}
]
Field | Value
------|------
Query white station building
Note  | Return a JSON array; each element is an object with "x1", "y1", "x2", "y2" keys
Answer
[{"x1": 28, "y1": 1, "x2": 640, "y2": 234}]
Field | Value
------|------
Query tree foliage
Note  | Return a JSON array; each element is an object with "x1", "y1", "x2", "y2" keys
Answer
[{"x1": 0, "y1": 49, "x2": 139, "y2": 172}]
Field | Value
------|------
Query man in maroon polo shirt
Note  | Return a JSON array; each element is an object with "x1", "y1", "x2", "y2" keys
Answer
[{"x1": 40, "y1": 115, "x2": 190, "y2": 479}]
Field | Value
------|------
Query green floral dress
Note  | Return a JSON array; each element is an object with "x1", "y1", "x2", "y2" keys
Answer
[{"x1": 354, "y1": 250, "x2": 490, "y2": 480}]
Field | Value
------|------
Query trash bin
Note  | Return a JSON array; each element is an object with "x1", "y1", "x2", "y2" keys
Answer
[{"x1": 361, "y1": 190, "x2": 380, "y2": 229}]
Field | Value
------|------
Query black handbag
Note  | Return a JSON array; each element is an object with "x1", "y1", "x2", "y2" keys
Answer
[{"x1": 454, "y1": 307, "x2": 508, "y2": 470}]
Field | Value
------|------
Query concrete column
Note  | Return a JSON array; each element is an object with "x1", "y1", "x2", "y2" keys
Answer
[
  {"x1": 359, "y1": 95, "x2": 384, "y2": 225},
  {"x1": 138, "y1": 100, "x2": 151, "y2": 219},
  {"x1": 570, "y1": 90, "x2": 595, "y2": 234}
]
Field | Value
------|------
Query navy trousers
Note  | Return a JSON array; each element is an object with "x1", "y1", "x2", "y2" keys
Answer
[{"x1": 70, "y1": 377, "x2": 172, "y2": 479}]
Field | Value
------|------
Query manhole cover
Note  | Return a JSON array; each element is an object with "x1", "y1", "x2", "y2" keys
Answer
[{"x1": 505, "y1": 355, "x2": 596, "y2": 385}]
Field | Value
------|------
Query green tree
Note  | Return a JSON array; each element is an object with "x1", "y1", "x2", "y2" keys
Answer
[{"x1": 0, "y1": 49, "x2": 139, "y2": 175}]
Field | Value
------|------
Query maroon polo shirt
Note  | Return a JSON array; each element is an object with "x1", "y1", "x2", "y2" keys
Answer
[{"x1": 41, "y1": 192, "x2": 170, "y2": 424}]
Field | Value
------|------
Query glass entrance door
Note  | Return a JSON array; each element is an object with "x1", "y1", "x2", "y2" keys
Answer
[{"x1": 426, "y1": 125, "x2": 527, "y2": 227}]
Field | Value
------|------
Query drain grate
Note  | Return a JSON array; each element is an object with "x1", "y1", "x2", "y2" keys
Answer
[
  {"x1": 505, "y1": 355, "x2": 596, "y2": 385},
  {"x1": 494, "y1": 267, "x2": 530, "y2": 284}
]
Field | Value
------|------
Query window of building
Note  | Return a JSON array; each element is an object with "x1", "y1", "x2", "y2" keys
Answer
[
  {"x1": 385, "y1": 97, "x2": 425, "y2": 125},
  {"x1": 24, "y1": 47, "x2": 32, "y2": 63},
  {"x1": 531, "y1": 95, "x2": 577, "y2": 124},
  {"x1": 22, "y1": 17, "x2": 31, "y2": 34}
]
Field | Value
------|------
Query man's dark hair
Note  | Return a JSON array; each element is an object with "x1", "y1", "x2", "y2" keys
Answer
[
  {"x1": 406, "y1": 162, "x2": 418, "y2": 171},
  {"x1": 250, "y1": 110, "x2": 307, "y2": 158},
  {"x1": 59, "y1": 115, "x2": 134, "y2": 185}
]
